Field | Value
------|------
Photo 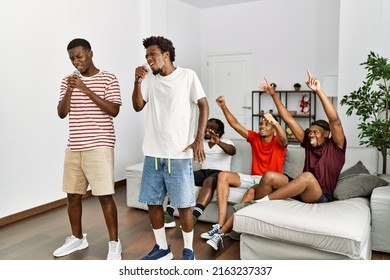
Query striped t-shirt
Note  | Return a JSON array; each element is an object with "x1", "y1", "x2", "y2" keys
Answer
[{"x1": 59, "y1": 70, "x2": 122, "y2": 151}]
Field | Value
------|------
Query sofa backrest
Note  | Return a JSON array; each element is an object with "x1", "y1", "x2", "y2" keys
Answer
[
  {"x1": 284, "y1": 144, "x2": 379, "y2": 178},
  {"x1": 229, "y1": 139, "x2": 380, "y2": 178},
  {"x1": 230, "y1": 138, "x2": 252, "y2": 174},
  {"x1": 343, "y1": 146, "x2": 379, "y2": 175}
]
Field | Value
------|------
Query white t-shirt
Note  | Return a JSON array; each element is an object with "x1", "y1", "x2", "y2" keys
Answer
[
  {"x1": 141, "y1": 67, "x2": 207, "y2": 159},
  {"x1": 201, "y1": 138, "x2": 235, "y2": 171}
]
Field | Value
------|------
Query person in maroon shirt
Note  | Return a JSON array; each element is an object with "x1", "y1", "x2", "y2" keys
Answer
[{"x1": 252, "y1": 70, "x2": 346, "y2": 204}]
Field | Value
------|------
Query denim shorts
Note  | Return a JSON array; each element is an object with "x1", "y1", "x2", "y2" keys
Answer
[
  {"x1": 238, "y1": 173, "x2": 262, "y2": 189},
  {"x1": 139, "y1": 156, "x2": 195, "y2": 208},
  {"x1": 315, "y1": 192, "x2": 332, "y2": 203},
  {"x1": 294, "y1": 192, "x2": 332, "y2": 203}
]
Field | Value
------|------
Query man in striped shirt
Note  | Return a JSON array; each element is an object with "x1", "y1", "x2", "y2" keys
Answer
[{"x1": 54, "y1": 38, "x2": 122, "y2": 260}]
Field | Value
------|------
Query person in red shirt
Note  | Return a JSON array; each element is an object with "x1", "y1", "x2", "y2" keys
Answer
[{"x1": 200, "y1": 95, "x2": 288, "y2": 243}]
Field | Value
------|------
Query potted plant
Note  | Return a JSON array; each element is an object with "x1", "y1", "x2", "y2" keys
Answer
[
  {"x1": 294, "y1": 83, "x2": 301, "y2": 91},
  {"x1": 340, "y1": 51, "x2": 390, "y2": 173}
]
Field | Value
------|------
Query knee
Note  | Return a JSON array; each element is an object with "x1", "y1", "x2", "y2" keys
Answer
[
  {"x1": 261, "y1": 171, "x2": 279, "y2": 184},
  {"x1": 98, "y1": 195, "x2": 114, "y2": 206},
  {"x1": 299, "y1": 172, "x2": 317, "y2": 183},
  {"x1": 217, "y1": 171, "x2": 230, "y2": 182},
  {"x1": 67, "y1": 193, "x2": 82, "y2": 206}
]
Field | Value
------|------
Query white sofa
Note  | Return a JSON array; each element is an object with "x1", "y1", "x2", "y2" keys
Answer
[
  {"x1": 126, "y1": 139, "x2": 390, "y2": 259},
  {"x1": 234, "y1": 144, "x2": 390, "y2": 260}
]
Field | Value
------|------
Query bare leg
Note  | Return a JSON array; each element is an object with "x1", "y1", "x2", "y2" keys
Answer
[
  {"x1": 256, "y1": 171, "x2": 323, "y2": 202},
  {"x1": 67, "y1": 193, "x2": 83, "y2": 239},
  {"x1": 98, "y1": 195, "x2": 119, "y2": 241},
  {"x1": 219, "y1": 188, "x2": 258, "y2": 235},
  {"x1": 178, "y1": 207, "x2": 193, "y2": 232},
  {"x1": 216, "y1": 171, "x2": 240, "y2": 225},
  {"x1": 253, "y1": 171, "x2": 290, "y2": 200},
  {"x1": 196, "y1": 176, "x2": 217, "y2": 207},
  {"x1": 148, "y1": 204, "x2": 165, "y2": 229},
  {"x1": 241, "y1": 187, "x2": 256, "y2": 202},
  {"x1": 220, "y1": 215, "x2": 234, "y2": 235}
]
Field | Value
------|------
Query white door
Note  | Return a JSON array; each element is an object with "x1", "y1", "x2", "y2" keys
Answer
[{"x1": 206, "y1": 53, "x2": 254, "y2": 139}]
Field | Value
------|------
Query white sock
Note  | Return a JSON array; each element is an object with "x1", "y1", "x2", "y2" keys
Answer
[
  {"x1": 182, "y1": 230, "x2": 194, "y2": 251},
  {"x1": 153, "y1": 227, "x2": 168, "y2": 250},
  {"x1": 255, "y1": 195, "x2": 270, "y2": 203}
]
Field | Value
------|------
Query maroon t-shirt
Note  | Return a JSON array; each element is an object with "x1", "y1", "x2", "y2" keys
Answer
[{"x1": 301, "y1": 133, "x2": 347, "y2": 196}]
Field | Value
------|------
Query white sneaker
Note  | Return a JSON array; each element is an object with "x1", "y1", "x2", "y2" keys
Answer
[
  {"x1": 200, "y1": 224, "x2": 221, "y2": 239},
  {"x1": 207, "y1": 233, "x2": 224, "y2": 251},
  {"x1": 164, "y1": 213, "x2": 176, "y2": 228},
  {"x1": 53, "y1": 233, "x2": 88, "y2": 257},
  {"x1": 107, "y1": 239, "x2": 122, "y2": 260}
]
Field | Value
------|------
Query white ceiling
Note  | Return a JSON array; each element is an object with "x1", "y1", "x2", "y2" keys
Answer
[{"x1": 177, "y1": 0, "x2": 264, "y2": 9}]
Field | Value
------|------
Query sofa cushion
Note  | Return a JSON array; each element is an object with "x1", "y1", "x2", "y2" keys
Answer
[
  {"x1": 283, "y1": 145, "x2": 305, "y2": 178},
  {"x1": 333, "y1": 174, "x2": 389, "y2": 200},
  {"x1": 230, "y1": 139, "x2": 252, "y2": 175},
  {"x1": 233, "y1": 198, "x2": 371, "y2": 259},
  {"x1": 338, "y1": 160, "x2": 370, "y2": 182}
]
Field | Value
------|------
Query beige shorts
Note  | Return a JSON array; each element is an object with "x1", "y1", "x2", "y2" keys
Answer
[{"x1": 62, "y1": 147, "x2": 115, "y2": 196}]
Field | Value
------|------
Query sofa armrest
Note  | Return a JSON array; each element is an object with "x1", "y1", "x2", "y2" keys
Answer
[{"x1": 126, "y1": 162, "x2": 148, "y2": 210}]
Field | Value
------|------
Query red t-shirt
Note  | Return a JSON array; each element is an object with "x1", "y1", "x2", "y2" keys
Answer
[
  {"x1": 301, "y1": 133, "x2": 347, "y2": 196},
  {"x1": 247, "y1": 130, "x2": 287, "y2": 175}
]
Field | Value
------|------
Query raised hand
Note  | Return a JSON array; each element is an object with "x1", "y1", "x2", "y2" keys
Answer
[
  {"x1": 135, "y1": 64, "x2": 149, "y2": 83},
  {"x1": 207, "y1": 129, "x2": 220, "y2": 144},
  {"x1": 263, "y1": 113, "x2": 278, "y2": 126},
  {"x1": 259, "y1": 77, "x2": 277, "y2": 96},
  {"x1": 216, "y1": 95, "x2": 226, "y2": 108},
  {"x1": 305, "y1": 70, "x2": 321, "y2": 92}
]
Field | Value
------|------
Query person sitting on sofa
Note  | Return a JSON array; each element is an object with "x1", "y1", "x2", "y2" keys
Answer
[
  {"x1": 206, "y1": 71, "x2": 347, "y2": 251},
  {"x1": 164, "y1": 118, "x2": 236, "y2": 227},
  {"x1": 257, "y1": 71, "x2": 346, "y2": 203},
  {"x1": 201, "y1": 95, "x2": 288, "y2": 241}
]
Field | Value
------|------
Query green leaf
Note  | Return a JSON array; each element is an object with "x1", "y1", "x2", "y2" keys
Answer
[{"x1": 341, "y1": 51, "x2": 390, "y2": 167}]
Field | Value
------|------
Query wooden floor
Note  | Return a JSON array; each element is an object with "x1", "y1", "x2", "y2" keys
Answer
[
  {"x1": 0, "y1": 184, "x2": 389, "y2": 260},
  {"x1": 0, "y1": 184, "x2": 239, "y2": 260}
]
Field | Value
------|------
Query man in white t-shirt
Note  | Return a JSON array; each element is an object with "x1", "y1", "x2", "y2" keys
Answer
[
  {"x1": 164, "y1": 118, "x2": 236, "y2": 227},
  {"x1": 132, "y1": 36, "x2": 209, "y2": 260}
]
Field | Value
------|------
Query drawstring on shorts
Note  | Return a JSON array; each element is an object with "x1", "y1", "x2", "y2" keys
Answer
[{"x1": 154, "y1": 157, "x2": 171, "y2": 175}]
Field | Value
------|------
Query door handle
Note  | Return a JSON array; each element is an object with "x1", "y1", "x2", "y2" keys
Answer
[{"x1": 242, "y1": 106, "x2": 251, "y2": 109}]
